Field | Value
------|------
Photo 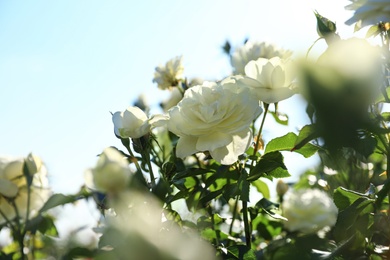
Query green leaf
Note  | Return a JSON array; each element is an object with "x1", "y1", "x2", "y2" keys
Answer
[
  {"x1": 365, "y1": 24, "x2": 380, "y2": 38},
  {"x1": 39, "y1": 193, "x2": 86, "y2": 213},
  {"x1": 201, "y1": 228, "x2": 228, "y2": 242},
  {"x1": 265, "y1": 132, "x2": 319, "y2": 158},
  {"x1": 238, "y1": 170, "x2": 250, "y2": 201},
  {"x1": 251, "y1": 179, "x2": 270, "y2": 199},
  {"x1": 381, "y1": 112, "x2": 390, "y2": 121},
  {"x1": 376, "y1": 87, "x2": 390, "y2": 103},
  {"x1": 226, "y1": 245, "x2": 256, "y2": 260},
  {"x1": 172, "y1": 168, "x2": 213, "y2": 180},
  {"x1": 197, "y1": 214, "x2": 224, "y2": 229},
  {"x1": 25, "y1": 214, "x2": 58, "y2": 237},
  {"x1": 256, "y1": 198, "x2": 287, "y2": 221},
  {"x1": 334, "y1": 187, "x2": 367, "y2": 210},
  {"x1": 294, "y1": 124, "x2": 319, "y2": 150},
  {"x1": 268, "y1": 167, "x2": 290, "y2": 178},
  {"x1": 333, "y1": 197, "x2": 374, "y2": 241},
  {"x1": 248, "y1": 152, "x2": 288, "y2": 181}
]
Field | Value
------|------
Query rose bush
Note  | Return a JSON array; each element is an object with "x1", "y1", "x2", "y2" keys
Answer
[{"x1": 167, "y1": 78, "x2": 262, "y2": 165}]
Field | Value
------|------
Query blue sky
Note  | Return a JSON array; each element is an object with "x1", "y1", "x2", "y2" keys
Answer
[{"x1": 0, "y1": 0, "x2": 354, "y2": 193}]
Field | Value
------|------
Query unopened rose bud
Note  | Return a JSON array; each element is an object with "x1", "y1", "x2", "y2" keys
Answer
[
  {"x1": 276, "y1": 179, "x2": 289, "y2": 198},
  {"x1": 25, "y1": 153, "x2": 42, "y2": 175}
]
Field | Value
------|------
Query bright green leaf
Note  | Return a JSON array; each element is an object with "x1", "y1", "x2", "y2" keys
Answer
[
  {"x1": 365, "y1": 24, "x2": 380, "y2": 38},
  {"x1": 39, "y1": 193, "x2": 85, "y2": 213},
  {"x1": 251, "y1": 179, "x2": 270, "y2": 199},
  {"x1": 265, "y1": 132, "x2": 319, "y2": 158}
]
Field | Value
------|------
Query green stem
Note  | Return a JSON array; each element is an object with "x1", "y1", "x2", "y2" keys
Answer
[
  {"x1": 207, "y1": 206, "x2": 220, "y2": 246},
  {"x1": 11, "y1": 201, "x2": 26, "y2": 260},
  {"x1": 228, "y1": 195, "x2": 239, "y2": 237},
  {"x1": 121, "y1": 138, "x2": 143, "y2": 176},
  {"x1": 145, "y1": 152, "x2": 156, "y2": 187},
  {"x1": 242, "y1": 201, "x2": 251, "y2": 248},
  {"x1": 253, "y1": 103, "x2": 269, "y2": 155}
]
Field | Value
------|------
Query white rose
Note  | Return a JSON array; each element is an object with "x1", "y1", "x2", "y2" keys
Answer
[
  {"x1": 153, "y1": 56, "x2": 184, "y2": 90},
  {"x1": 112, "y1": 106, "x2": 168, "y2": 139},
  {"x1": 0, "y1": 155, "x2": 50, "y2": 224},
  {"x1": 240, "y1": 57, "x2": 297, "y2": 104},
  {"x1": 282, "y1": 189, "x2": 338, "y2": 234},
  {"x1": 346, "y1": 0, "x2": 390, "y2": 27},
  {"x1": 167, "y1": 79, "x2": 263, "y2": 165},
  {"x1": 318, "y1": 38, "x2": 383, "y2": 84},
  {"x1": 87, "y1": 147, "x2": 132, "y2": 194},
  {"x1": 231, "y1": 41, "x2": 292, "y2": 75}
]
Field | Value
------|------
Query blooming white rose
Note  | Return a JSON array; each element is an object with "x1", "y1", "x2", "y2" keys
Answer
[
  {"x1": 231, "y1": 41, "x2": 292, "y2": 75},
  {"x1": 315, "y1": 38, "x2": 383, "y2": 100},
  {"x1": 346, "y1": 0, "x2": 390, "y2": 27},
  {"x1": 240, "y1": 57, "x2": 297, "y2": 104},
  {"x1": 86, "y1": 147, "x2": 132, "y2": 194},
  {"x1": 282, "y1": 189, "x2": 338, "y2": 234},
  {"x1": 153, "y1": 56, "x2": 184, "y2": 90},
  {"x1": 112, "y1": 106, "x2": 168, "y2": 139},
  {"x1": 0, "y1": 154, "x2": 50, "y2": 224},
  {"x1": 167, "y1": 78, "x2": 262, "y2": 165}
]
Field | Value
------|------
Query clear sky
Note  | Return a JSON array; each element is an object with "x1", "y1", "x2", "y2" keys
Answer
[{"x1": 0, "y1": 0, "x2": 355, "y2": 194}]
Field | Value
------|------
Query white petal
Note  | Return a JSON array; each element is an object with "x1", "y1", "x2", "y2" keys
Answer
[
  {"x1": 196, "y1": 132, "x2": 232, "y2": 152},
  {"x1": 0, "y1": 179, "x2": 18, "y2": 197},
  {"x1": 176, "y1": 136, "x2": 198, "y2": 158},
  {"x1": 210, "y1": 130, "x2": 252, "y2": 165}
]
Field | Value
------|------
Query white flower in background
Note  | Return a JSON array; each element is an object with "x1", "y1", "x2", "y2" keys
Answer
[
  {"x1": 231, "y1": 41, "x2": 292, "y2": 75},
  {"x1": 240, "y1": 57, "x2": 297, "y2": 104},
  {"x1": 316, "y1": 38, "x2": 383, "y2": 99},
  {"x1": 112, "y1": 106, "x2": 168, "y2": 139},
  {"x1": 167, "y1": 79, "x2": 262, "y2": 165},
  {"x1": 0, "y1": 154, "x2": 50, "y2": 224},
  {"x1": 282, "y1": 188, "x2": 338, "y2": 234},
  {"x1": 86, "y1": 147, "x2": 131, "y2": 194},
  {"x1": 161, "y1": 87, "x2": 183, "y2": 112},
  {"x1": 153, "y1": 56, "x2": 184, "y2": 90},
  {"x1": 346, "y1": 0, "x2": 390, "y2": 27},
  {"x1": 102, "y1": 191, "x2": 216, "y2": 259}
]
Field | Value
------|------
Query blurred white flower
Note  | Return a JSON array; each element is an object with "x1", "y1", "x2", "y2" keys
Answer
[
  {"x1": 0, "y1": 154, "x2": 50, "y2": 224},
  {"x1": 282, "y1": 189, "x2": 338, "y2": 234},
  {"x1": 100, "y1": 191, "x2": 216, "y2": 259},
  {"x1": 346, "y1": 0, "x2": 390, "y2": 27},
  {"x1": 153, "y1": 56, "x2": 184, "y2": 90},
  {"x1": 167, "y1": 78, "x2": 262, "y2": 165},
  {"x1": 86, "y1": 147, "x2": 131, "y2": 194},
  {"x1": 315, "y1": 38, "x2": 383, "y2": 100},
  {"x1": 231, "y1": 41, "x2": 292, "y2": 75},
  {"x1": 112, "y1": 106, "x2": 168, "y2": 139},
  {"x1": 240, "y1": 57, "x2": 297, "y2": 104}
]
